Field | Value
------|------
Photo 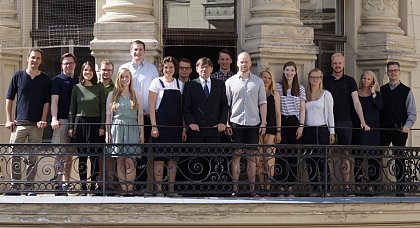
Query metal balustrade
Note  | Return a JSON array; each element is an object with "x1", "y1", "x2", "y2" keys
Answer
[{"x1": 0, "y1": 143, "x2": 418, "y2": 197}]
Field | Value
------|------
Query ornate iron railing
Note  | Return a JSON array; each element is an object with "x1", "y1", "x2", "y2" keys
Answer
[{"x1": 0, "y1": 143, "x2": 418, "y2": 197}]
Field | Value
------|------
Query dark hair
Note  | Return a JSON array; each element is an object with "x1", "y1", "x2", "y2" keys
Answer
[
  {"x1": 79, "y1": 61, "x2": 98, "y2": 84},
  {"x1": 130, "y1": 40, "x2": 145, "y2": 50},
  {"x1": 281, "y1": 61, "x2": 300, "y2": 96},
  {"x1": 387, "y1": 61, "x2": 400, "y2": 69},
  {"x1": 178, "y1": 58, "x2": 192, "y2": 67},
  {"x1": 160, "y1": 56, "x2": 178, "y2": 75},
  {"x1": 219, "y1": 49, "x2": 233, "y2": 59},
  {"x1": 28, "y1": 48, "x2": 44, "y2": 60},
  {"x1": 60, "y1": 53, "x2": 76, "y2": 64},
  {"x1": 196, "y1": 57, "x2": 213, "y2": 68}
]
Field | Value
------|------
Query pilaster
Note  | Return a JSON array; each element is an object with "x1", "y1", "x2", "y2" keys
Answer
[
  {"x1": 90, "y1": 0, "x2": 162, "y2": 71},
  {"x1": 238, "y1": 0, "x2": 317, "y2": 82},
  {"x1": 0, "y1": 0, "x2": 22, "y2": 143},
  {"x1": 356, "y1": 0, "x2": 420, "y2": 146}
]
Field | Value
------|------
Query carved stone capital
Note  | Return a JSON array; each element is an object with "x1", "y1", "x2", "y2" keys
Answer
[{"x1": 359, "y1": 0, "x2": 403, "y2": 34}]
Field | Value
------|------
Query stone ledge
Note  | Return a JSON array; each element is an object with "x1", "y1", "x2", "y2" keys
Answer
[{"x1": 1, "y1": 196, "x2": 420, "y2": 227}]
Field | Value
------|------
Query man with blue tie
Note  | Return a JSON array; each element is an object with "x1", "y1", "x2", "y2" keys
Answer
[
  {"x1": 182, "y1": 57, "x2": 229, "y2": 191},
  {"x1": 183, "y1": 57, "x2": 229, "y2": 143}
]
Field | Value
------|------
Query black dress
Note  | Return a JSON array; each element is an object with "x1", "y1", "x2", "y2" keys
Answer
[{"x1": 266, "y1": 94, "x2": 277, "y2": 135}]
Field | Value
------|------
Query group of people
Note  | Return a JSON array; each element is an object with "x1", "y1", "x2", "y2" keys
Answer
[{"x1": 4, "y1": 40, "x2": 416, "y2": 197}]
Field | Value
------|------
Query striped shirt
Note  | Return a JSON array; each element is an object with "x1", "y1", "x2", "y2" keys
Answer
[{"x1": 275, "y1": 83, "x2": 306, "y2": 118}]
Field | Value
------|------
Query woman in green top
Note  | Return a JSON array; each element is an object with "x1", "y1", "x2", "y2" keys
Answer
[{"x1": 68, "y1": 61, "x2": 106, "y2": 194}]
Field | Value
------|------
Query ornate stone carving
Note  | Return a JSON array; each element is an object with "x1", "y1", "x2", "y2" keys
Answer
[
  {"x1": 359, "y1": 0, "x2": 403, "y2": 34},
  {"x1": 362, "y1": 0, "x2": 398, "y2": 14}
]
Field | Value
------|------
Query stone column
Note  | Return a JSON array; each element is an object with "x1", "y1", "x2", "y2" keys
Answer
[
  {"x1": 0, "y1": 0, "x2": 22, "y2": 143},
  {"x1": 357, "y1": 0, "x2": 419, "y2": 84},
  {"x1": 90, "y1": 0, "x2": 162, "y2": 72},
  {"x1": 238, "y1": 0, "x2": 317, "y2": 82}
]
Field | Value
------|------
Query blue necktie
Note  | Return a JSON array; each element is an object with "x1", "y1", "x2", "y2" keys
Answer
[{"x1": 204, "y1": 80, "x2": 210, "y2": 97}]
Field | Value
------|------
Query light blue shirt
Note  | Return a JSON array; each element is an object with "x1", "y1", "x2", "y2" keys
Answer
[
  {"x1": 225, "y1": 72, "x2": 267, "y2": 126},
  {"x1": 120, "y1": 60, "x2": 159, "y2": 114}
]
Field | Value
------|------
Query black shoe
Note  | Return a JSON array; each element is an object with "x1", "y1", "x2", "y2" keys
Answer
[
  {"x1": 55, "y1": 184, "x2": 69, "y2": 196},
  {"x1": 4, "y1": 191, "x2": 21, "y2": 196}
]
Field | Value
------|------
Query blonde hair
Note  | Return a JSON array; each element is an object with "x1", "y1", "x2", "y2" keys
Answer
[
  {"x1": 259, "y1": 70, "x2": 276, "y2": 96},
  {"x1": 306, "y1": 68, "x2": 324, "y2": 102},
  {"x1": 110, "y1": 68, "x2": 139, "y2": 113},
  {"x1": 358, "y1": 70, "x2": 379, "y2": 91}
]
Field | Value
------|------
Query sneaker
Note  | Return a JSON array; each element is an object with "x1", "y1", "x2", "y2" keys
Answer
[
  {"x1": 26, "y1": 192, "x2": 37, "y2": 196},
  {"x1": 155, "y1": 193, "x2": 165, "y2": 197}
]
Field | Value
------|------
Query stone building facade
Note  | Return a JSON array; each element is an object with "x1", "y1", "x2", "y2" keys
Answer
[{"x1": 0, "y1": 0, "x2": 419, "y2": 145}]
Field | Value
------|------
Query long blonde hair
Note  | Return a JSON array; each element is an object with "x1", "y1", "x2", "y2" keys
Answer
[
  {"x1": 259, "y1": 69, "x2": 276, "y2": 96},
  {"x1": 358, "y1": 70, "x2": 379, "y2": 91},
  {"x1": 306, "y1": 68, "x2": 324, "y2": 102},
  {"x1": 110, "y1": 68, "x2": 138, "y2": 113}
]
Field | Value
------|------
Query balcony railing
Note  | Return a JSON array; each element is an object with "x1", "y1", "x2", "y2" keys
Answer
[{"x1": 0, "y1": 142, "x2": 418, "y2": 197}]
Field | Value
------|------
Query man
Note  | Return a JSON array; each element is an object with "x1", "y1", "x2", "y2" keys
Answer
[
  {"x1": 380, "y1": 61, "x2": 416, "y2": 196},
  {"x1": 5, "y1": 48, "x2": 51, "y2": 196},
  {"x1": 211, "y1": 49, "x2": 234, "y2": 81},
  {"x1": 99, "y1": 59, "x2": 116, "y2": 194},
  {"x1": 120, "y1": 40, "x2": 159, "y2": 195},
  {"x1": 323, "y1": 53, "x2": 369, "y2": 194},
  {"x1": 178, "y1": 58, "x2": 193, "y2": 83},
  {"x1": 225, "y1": 52, "x2": 267, "y2": 197},
  {"x1": 182, "y1": 57, "x2": 229, "y2": 186},
  {"x1": 50, "y1": 53, "x2": 79, "y2": 196}
]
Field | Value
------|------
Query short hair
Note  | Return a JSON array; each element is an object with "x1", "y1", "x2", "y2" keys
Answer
[
  {"x1": 331, "y1": 53, "x2": 344, "y2": 62},
  {"x1": 178, "y1": 58, "x2": 192, "y2": 67},
  {"x1": 79, "y1": 61, "x2": 98, "y2": 84},
  {"x1": 387, "y1": 61, "x2": 400, "y2": 69},
  {"x1": 159, "y1": 56, "x2": 178, "y2": 75},
  {"x1": 196, "y1": 57, "x2": 213, "y2": 68},
  {"x1": 359, "y1": 70, "x2": 379, "y2": 91},
  {"x1": 60, "y1": 53, "x2": 76, "y2": 64},
  {"x1": 28, "y1": 48, "x2": 44, "y2": 59},
  {"x1": 100, "y1": 59, "x2": 114, "y2": 70},
  {"x1": 219, "y1": 49, "x2": 233, "y2": 59},
  {"x1": 130, "y1": 40, "x2": 145, "y2": 50}
]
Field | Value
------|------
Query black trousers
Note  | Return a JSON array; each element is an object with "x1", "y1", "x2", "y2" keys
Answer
[{"x1": 381, "y1": 129, "x2": 408, "y2": 192}]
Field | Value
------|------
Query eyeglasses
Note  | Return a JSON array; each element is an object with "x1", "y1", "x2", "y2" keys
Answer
[
  {"x1": 179, "y1": 67, "x2": 191, "y2": 70},
  {"x1": 387, "y1": 69, "x2": 400, "y2": 73}
]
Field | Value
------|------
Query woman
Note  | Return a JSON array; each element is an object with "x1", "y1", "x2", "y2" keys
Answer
[
  {"x1": 352, "y1": 70, "x2": 383, "y2": 194},
  {"x1": 257, "y1": 70, "x2": 281, "y2": 196},
  {"x1": 106, "y1": 68, "x2": 144, "y2": 195},
  {"x1": 302, "y1": 68, "x2": 335, "y2": 196},
  {"x1": 276, "y1": 61, "x2": 306, "y2": 196},
  {"x1": 68, "y1": 61, "x2": 106, "y2": 194},
  {"x1": 149, "y1": 56, "x2": 186, "y2": 197}
]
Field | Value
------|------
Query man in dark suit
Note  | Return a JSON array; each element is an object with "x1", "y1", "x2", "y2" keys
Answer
[{"x1": 182, "y1": 57, "x2": 229, "y2": 194}]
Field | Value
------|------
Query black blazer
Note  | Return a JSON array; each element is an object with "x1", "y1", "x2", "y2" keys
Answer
[{"x1": 182, "y1": 78, "x2": 229, "y2": 137}]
